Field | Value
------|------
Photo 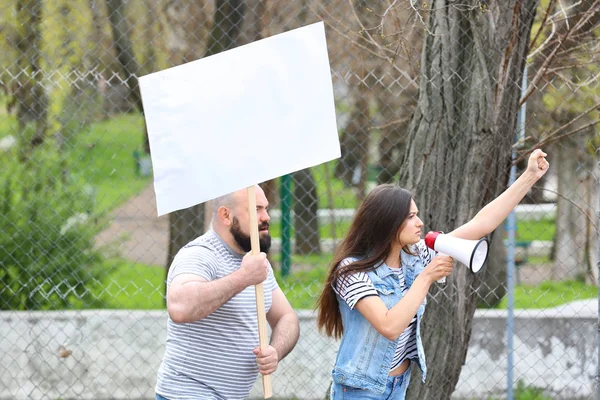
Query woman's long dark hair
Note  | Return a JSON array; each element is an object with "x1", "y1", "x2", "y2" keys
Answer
[{"x1": 316, "y1": 184, "x2": 414, "y2": 339}]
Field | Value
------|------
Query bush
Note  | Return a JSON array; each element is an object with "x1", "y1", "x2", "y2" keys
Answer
[{"x1": 0, "y1": 141, "x2": 105, "y2": 310}]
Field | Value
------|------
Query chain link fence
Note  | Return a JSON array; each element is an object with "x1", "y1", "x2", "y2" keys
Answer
[{"x1": 1, "y1": 0, "x2": 599, "y2": 399}]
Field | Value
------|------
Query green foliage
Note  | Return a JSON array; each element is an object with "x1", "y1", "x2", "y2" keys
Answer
[{"x1": 0, "y1": 143, "x2": 105, "y2": 310}]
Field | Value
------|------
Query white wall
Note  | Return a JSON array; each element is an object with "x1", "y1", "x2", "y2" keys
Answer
[{"x1": 0, "y1": 301, "x2": 596, "y2": 400}]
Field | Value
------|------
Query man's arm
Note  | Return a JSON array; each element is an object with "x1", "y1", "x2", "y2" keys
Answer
[
  {"x1": 254, "y1": 288, "x2": 300, "y2": 375},
  {"x1": 168, "y1": 273, "x2": 244, "y2": 323},
  {"x1": 168, "y1": 252, "x2": 269, "y2": 323},
  {"x1": 267, "y1": 288, "x2": 300, "y2": 359}
]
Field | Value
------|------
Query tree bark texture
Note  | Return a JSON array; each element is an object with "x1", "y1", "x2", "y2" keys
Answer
[
  {"x1": 12, "y1": 0, "x2": 47, "y2": 152},
  {"x1": 105, "y1": 0, "x2": 150, "y2": 153},
  {"x1": 165, "y1": 205, "x2": 206, "y2": 297},
  {"x1": 476, "y1": 222, "x2": 507, "y2": 307},
  {"x1": 293, "y1": 169, "x2": 321, "y2": 255},
  {"x1": 335, "y1": 72, "x2": 370, "y2": 190},
  {"x1": 163, "y1": 0, "x2": 214, "y2": 64},
  {"x1": 205, "y1": 0, "x2": 245, "y2": 56},
  {"x1": 553, "y1": 133, "x2": 594, "y2": 281},
  {"x1": 398, "y1": 2, "x2": 539, "y2": 398}
]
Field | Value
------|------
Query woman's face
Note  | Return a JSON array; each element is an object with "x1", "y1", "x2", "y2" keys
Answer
[{"x1": 397, "y1": 200, "x2": 424, "y2": 246}]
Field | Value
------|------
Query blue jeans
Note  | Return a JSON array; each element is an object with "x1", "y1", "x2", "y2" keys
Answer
[
  {"x1": 155, "y1": 394, "x2": 169, "y2": 400},
  {"x1": 330, "y1": 366, "x2": 411, "y2": 400}
]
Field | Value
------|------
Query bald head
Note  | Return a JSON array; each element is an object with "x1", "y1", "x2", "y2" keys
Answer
[
  {"x1": 212, "y1": 192, "x2": 238, "y2": 221},
  {"x1": 211, "y1": 185, "x2": 266, "y2": 222}
]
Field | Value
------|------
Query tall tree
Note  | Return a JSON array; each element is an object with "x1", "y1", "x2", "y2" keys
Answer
[
  {"x1": 525, "y1": 0, "x2": 600, "y2": 282},
  {"x1": 105, "y1": 0, "x2": 150, "y2": 153},
  {"x1": 397, "y1": 2, "x2": 539, "y2": 398},
  {"x1": 293, "y1": 169, "x2": 321, "y2": 255},
  {"x1": 10, "y1": 0, "x2": 47, "y2": 156}
]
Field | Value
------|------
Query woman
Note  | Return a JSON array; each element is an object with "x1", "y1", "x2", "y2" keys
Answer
[{"x1": 317, "y1": 149, "x2": 549, "y2": 399}]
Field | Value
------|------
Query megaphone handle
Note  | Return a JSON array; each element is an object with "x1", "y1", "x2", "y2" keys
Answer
[{"x1": 436, "y1": 252, "x2": 448, "y2": 285}]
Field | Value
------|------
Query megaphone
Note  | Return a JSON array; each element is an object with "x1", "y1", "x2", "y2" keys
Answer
[{"x1": 424, "y1": 231, "x2": 489, "y2": 283}]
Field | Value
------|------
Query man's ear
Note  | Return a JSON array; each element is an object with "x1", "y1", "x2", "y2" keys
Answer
[{"x1": 217, "y1": 206, "x2": 232, "y2": 226}]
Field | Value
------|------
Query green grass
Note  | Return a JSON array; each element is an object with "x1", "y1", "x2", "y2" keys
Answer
[
  {"x1": 269, "y1": 220, "x2": 351, "y2": 240},
  {"x1": 273, "y1": 163, "x2": 358, "y2": 210},
  {"x1": 271, "y1": 253, "x2": 332, "y2": 310},
  {"x1": 86, "y1": 254, "x2": 597, "y2": 312},
  {"x1": 497, "y1": 279, "x2": 597, "y2": 309},
  {"x1": 516, "y1": 218, "x2": 555, "y2": 242},
  {"x1": 268, "y1": 218, "x2": 554, "y2": 241},
  {"x1": 312, "y1": 163, "x2": 358, "y2": 209},
  {"x1": 93, "y1": 259, "x2": 165, "y2": 309},
  {"x1": 66, "y1": 114, "x2": 151, "y2": 215},
  {"x1": 488, "y1": 380, "x2": 553, "y2": 400}
]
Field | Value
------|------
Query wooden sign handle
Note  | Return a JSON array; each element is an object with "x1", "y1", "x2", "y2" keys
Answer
[{"x1": 247, "y1": 185, "x2": 273, "y2": 398}]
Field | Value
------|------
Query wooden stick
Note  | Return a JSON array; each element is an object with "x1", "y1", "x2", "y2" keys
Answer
[{"x1": 247, "y1": 185, "x2": 273, "y2": 398}]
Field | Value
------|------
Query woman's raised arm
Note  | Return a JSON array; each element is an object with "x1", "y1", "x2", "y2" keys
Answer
[{"x1": 449, "y1": 149, "x2": 549, "y2": 241}]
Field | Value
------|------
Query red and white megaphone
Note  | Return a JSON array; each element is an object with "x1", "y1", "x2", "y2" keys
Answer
[{"x1": 424, "y1": 231, "x2": 489, "y2": 283}]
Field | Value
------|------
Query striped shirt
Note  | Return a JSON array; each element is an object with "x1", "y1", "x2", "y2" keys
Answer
[
  {"x1": 334, "y1": 241, "x2": 435, "y2": 371},
  {"x1": 155, "y1": 230, "x2": 279, "y2": 400}
]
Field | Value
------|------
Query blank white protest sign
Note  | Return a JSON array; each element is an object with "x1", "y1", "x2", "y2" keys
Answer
[{"x1": 139, "y1": 21, "x2": 340, "y2": 216}]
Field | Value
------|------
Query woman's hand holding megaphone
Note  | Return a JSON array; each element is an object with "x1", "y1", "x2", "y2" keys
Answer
[{"x1": 423, "y1": 255, "x2": 454, "y2": 285}]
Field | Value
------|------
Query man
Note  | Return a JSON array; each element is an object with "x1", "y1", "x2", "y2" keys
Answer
[{"x1": 155, "y1": 185, "x2": 300, "y2": 400}]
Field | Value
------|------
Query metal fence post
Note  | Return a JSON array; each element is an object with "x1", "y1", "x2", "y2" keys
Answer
[
  {"x1": 507, "y1": 64, "x2": 528, "y2": 400},
  {"x1": 280, "y1": 174, "x2": 292, "y2": 277}
]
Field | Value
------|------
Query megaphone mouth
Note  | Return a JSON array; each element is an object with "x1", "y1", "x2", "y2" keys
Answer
[{"x1": 469, "y1": 238, "x2": 489, "y2": 274}]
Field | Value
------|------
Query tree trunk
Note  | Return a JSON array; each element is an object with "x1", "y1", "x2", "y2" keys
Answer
[
  {"x1": 13, "y1": 0, "x2": 47, "y2": 154},
  {"x1": 588, "y1": 160, "x2": 599, "y2": 284},
  {"x1": 163, "y1": 0, "x2": 215, "y2": 65},
  {"x1": 398, "y1": 2, "x2": 538, "y2": 398},
  {"x1": 205, "y1": 0, "x2": 245, "y2": 55},
  {"x1": 334, "y1": 79, "x2": 370, "y2": 191},
  {"x1": 477, "y1": 224, "x2": 507, "y2": 308},
  {"x1": 105, "y1": 0, "x2": 150, "y2": 153},
  {"x1": 165, "y1": 205, "x2": 206, "y2": 296},
  {"x1": 553, "y1": 132, "x2": 592, "y2": 280},
  {"x1": 334, "y1": 1, "x2": 372, "y2": 190},
  {"x1": 293, "y1": 169, "x2": 321, "y2": 255},
  {"x1": 141, "y1": 0, "x2": 158, "y2": 75}
]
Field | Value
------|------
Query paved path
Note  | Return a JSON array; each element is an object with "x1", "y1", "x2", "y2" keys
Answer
[{"x1": 95, "y1": 184, "x2": 169, "y2": 267}]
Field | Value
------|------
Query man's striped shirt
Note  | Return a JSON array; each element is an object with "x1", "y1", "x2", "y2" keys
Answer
[{"x1": 155, "y1": 230, "x2": 278, "y2": 400}]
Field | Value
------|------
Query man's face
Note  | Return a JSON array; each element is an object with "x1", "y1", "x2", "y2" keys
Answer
[
  {"x1": 230, "y1": 216, "x2": 271, "y2": 253},
  {"x1": 227, "y1": 187, "x2": 271, "y2": 253}
]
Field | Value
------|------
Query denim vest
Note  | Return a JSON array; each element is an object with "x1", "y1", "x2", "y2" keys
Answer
[{"x1": 331, "y1": 250, "x2": 428, "y2": 395}]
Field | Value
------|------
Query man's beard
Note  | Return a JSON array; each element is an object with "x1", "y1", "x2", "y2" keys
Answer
[{"x1": 230, "y1": 216, "x2": 271, "y2": 254}]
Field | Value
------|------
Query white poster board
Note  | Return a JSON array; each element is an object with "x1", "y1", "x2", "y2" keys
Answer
[{"x1": 139, "y1": 21, "x2": 340, "y2": 216}]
